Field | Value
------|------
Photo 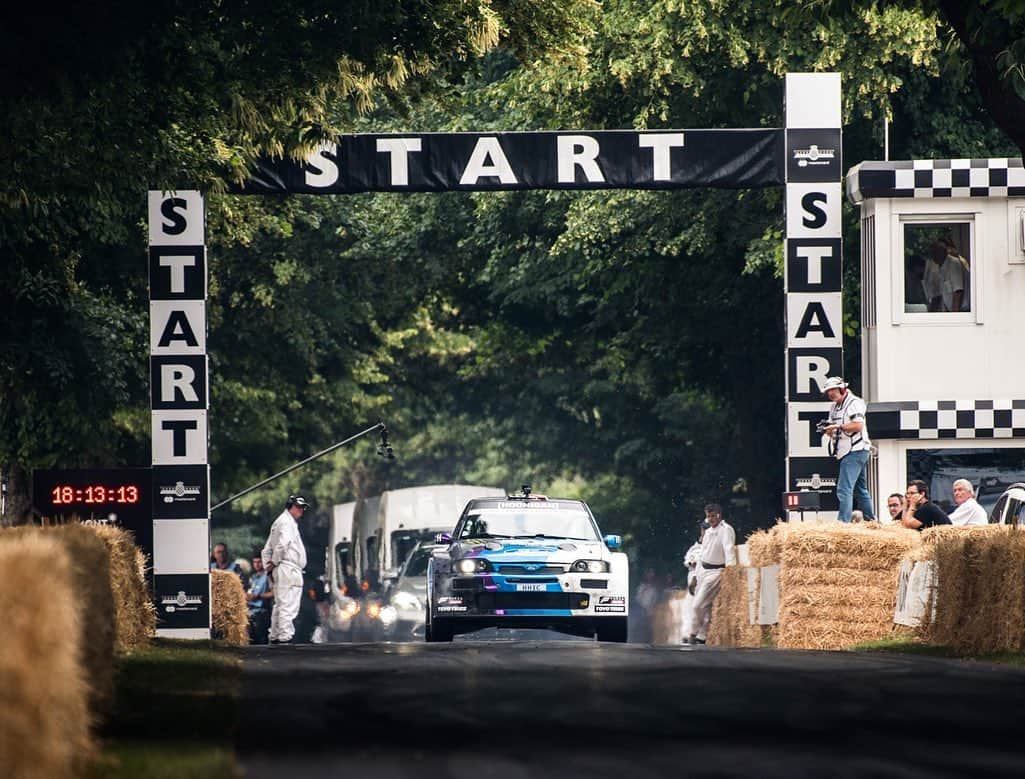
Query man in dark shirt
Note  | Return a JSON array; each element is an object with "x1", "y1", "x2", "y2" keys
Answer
[{"x1": 901, "y1": 480, "x2": 952, "y2": 530}]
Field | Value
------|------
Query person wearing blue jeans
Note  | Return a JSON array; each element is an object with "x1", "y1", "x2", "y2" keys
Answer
[{"x1": 822, "y1": 377, "x2": 876, "y2": 522}]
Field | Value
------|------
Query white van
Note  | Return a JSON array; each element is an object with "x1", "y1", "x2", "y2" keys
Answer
[
  {"x1": 376, "y1": 485, "x2": 505, "y2": 581},
  {"x1": 326, "y1": 501, "x2": 357, "y2": 596}
]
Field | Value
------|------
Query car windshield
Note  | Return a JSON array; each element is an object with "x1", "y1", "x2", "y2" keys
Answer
[
  {"x1": 458, "y1": 506, "x2": 598, "y2": 541},
  {"x1": 402, "y1": 547, "x2": 434, "y2": 578}
]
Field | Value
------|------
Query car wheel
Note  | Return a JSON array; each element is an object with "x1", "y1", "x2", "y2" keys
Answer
[
  {"x1": 596, "y1": 617, "x2": 628, "y2": 643},
  {"x1": 427, "y1": 617, "x2": 454, "y2": 643}
]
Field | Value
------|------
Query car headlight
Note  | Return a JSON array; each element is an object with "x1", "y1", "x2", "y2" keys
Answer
[
  {"x1": 392, "y1": 591, "x2": 422, "y2": 612},
  {"x1": 379, "y1": 605, "x2": 397, "y2": 627},
  {"x1": 342, "y1": 599, "x2": 360, "y2": 617},
  {"x1": 454, "y1": 557, "x2": 492, "y2": 574},
  {"x1": 571, "y1": 559, "x2": 610, "y2": 573}
]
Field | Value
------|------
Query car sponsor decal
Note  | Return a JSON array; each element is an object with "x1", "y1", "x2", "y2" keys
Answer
[
  {"x1": 437, "y1": 605, "x2": 468, "y2": 612},
  {"x1": 598, "y1": 595, "x2": 626, "y2": 606},
  {"x1": 497, "y1": 501, "x2": 562, "y2": 509},
  {"x1": 515, "y1": 583, "x2": 547, "y2": 592},
  {"x1": 595, "y1": 605, "x2": 626, "y2": 613},
  {"x1": 438, "y1": 596, "x2": 464, "y2": 606}
]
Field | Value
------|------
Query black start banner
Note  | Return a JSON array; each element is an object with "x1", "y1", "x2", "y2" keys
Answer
[{"x1": 236, "y1": 129, "x2": 784, "y2": 194}]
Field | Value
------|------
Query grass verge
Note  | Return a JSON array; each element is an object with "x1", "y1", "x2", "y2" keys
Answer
[
  {"x1": 851, "y1": 634, "x2": 1025, "y2": 665},
  {"x1": 91, "y1": 639, "x2": 243, "y2": 778}
]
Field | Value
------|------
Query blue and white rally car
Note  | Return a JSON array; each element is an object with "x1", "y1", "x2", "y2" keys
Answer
[{"x1": 425, "y1": 489, "x2": 629, "y2": 642}]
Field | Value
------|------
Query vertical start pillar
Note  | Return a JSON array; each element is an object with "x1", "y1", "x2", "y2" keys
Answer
[
  {"x1": 784, "y1": 74, "x2": 843, "y2": 517},
  {"x1": 148, "y1": 191, "x2": 212, "y2": 638}
]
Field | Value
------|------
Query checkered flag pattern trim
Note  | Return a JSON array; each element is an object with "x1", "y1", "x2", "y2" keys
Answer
[
  {"x1": 849, "y1": 159, "x2": 1025, "y2": 201},
  {"x1": 867, "y1": 400, "x2": 1025, "y2": 440}
]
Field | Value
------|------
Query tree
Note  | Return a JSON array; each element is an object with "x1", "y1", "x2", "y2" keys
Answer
[{"x1": 0, "y1": 1, "x2": 594, "y2": 521}]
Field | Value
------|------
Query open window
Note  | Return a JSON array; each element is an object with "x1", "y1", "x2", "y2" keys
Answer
[{"x1": 901, "y1": 218, "x2": 974, "y2": 318}]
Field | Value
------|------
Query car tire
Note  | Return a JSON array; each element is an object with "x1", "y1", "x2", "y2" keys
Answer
[
  {"x1": 427, "y1": 616, "x2": 454, "y2": 643},
  {"x1": 595, "y1": 617, "x2": 628, "y2": 643}
]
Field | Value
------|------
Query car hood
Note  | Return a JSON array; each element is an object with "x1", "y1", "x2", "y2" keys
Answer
[
  {"x1": 394, "y1": 576, "x2": 427, "y2": 597},
  {"x1": 452, "y1": 538, "x2": 606, "y2": 562}
]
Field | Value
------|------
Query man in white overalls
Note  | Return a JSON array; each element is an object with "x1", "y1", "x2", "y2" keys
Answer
[{"x1": 262, "y1": 494, "x2": 310, "y2": 644}]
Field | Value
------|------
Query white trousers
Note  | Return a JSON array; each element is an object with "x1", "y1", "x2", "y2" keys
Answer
[
  {"x1": 269, "y1": 566, "x2": 303, "y2": 642},
  {"x1": 689, "y1": 567, "x2": 723, "y2": 641}
]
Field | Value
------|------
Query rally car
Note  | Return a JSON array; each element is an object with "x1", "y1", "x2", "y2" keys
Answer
[{"x1": 425, "y1": 490, "x2": 629, "y2": 642}]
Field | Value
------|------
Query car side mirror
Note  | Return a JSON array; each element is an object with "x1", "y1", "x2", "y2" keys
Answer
[
  {"x1": 435, "y1": 532, "x2": 452, "y2": 544},
  {"x1": 604, "y1": 534, "x2": 622, "y2": 549}
]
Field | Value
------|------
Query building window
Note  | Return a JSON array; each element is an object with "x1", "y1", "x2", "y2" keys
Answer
[
  {"x1": 903, "y1": 221, "x2": 972, "y2": 314},
  {"x1": 906, "y1": 447, "x2": 1025, "y2": 518}
]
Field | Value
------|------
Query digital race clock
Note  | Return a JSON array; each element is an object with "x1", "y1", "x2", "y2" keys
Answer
[{"x1": 32, "y1": 468, "x2": 153, "y2": 560}]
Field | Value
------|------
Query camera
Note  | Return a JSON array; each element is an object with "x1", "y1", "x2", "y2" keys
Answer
[{"x1": 815, "y1": 419, "x2": 833, "y2": 433}]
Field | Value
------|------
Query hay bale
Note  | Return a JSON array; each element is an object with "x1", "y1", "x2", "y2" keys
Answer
[
  {"x1": 773, "y1": 521, "x2": 919, "y2": 650},
  {"x1": 0, "y1": 533, "x2": 92, "y2": 779},
  {"x1": 85, "y1": 524, "x2": 155, "y2": 651},
  {"x1": 4, "y1": 526, "x2": 117, "y2": 712},
  {"x1": 211, "y1": 569, "x2": 249, "y2": 646},
  {"x1": 708, "y1": 566, "x2": 761, "y2": 647},
  {"x1": 928, "y1": 526, "x2": 1025, "y2": 654},
  {"x1": 747, "y1": 524, "x2": 786, "y2": 567}
]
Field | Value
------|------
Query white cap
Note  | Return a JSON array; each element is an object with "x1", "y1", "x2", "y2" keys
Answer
[{"x1": 822, "y1": 376, "x2": 847, "y2": 393}]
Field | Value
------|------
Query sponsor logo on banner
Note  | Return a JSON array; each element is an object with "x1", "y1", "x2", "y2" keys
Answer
[
  {"x1": 153, "y1": 463, "x2": 210, "y2": 520},
  {"x1": 162, "y1": 590, "x2": 204, "y2": 613},
  {"x1": 154, "y1": 573, "x2": 210, "y2": 629},
  {"x1": 786, "y1": 129, "x2": 842, "y2": 183},
  {"x1": 788, "y1": 457, "x2": 840, "y2": 512}
]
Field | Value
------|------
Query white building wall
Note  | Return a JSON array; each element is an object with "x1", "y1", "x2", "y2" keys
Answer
[{"x1": 862, "y1": 196, "x2": 1025, "y2": 404}]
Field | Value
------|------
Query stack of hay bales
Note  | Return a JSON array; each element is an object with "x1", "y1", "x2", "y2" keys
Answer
[
  {"x1": 211, "y1": 568, "x2": 250, "y2": 646},
  {"x1": 708, "y1": 565, "x2": 762, "y2": 647},
  {"x1": 6, "y1": 525, "x2": 118, "y2": 712},
  {"x1": 916, "y1": 524, "x2": 1025, "y2": 654},
  {"x1": 87, "y1": 524, "x2": 156, "y2": 650},
  {"x1": 0, "y1": 533, "x2": 92, "y2": 779},
  {"x1": 771, "y1": 521, "x2": 920, "y2": 650}
]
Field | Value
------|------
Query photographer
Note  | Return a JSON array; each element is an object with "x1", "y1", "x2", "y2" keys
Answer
[{"x1": 821, "y1": 377, "x2": 876, "y2": 523}]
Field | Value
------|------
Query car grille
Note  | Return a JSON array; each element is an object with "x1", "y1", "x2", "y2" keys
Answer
[
  {"x1": 495, "y1": 563, "x2": 566, "y2": 575},
  {"x1": 476, "y1": 592, "x2": 590, "y2": 610},
  {"x1": 579, "y1": 579, "x2": 608, "y2": 589}
]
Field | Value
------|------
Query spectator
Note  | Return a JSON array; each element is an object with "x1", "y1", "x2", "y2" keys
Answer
[
  {"x1": 822, "y1": 377, "x2": 876, "y2": 522},
  {"x1": 945, "y1": 237, "x2": 971, "y2": 311},
  {"x1": 247, "y1": 555, "x2": 273, "y2": 644},
  {"x1": 261, "y1": 494, "x2": 311, "y2": 644},
  {"x1": 949, "y1": 479, "x2": 988, "y2": 526},
  {"x1": 901, "y1": 480, "x2": 952, "y2": 531},
  {"x1": 210, "y1": 542, "x2": 242, "y2": 577},
  {"x1": 687, "y1": 503, "x2": 736, "y2": 646},
  {"x1": 680, "y1": 522, "x2": 705, "y2": 644},
  {"x1": 885, "y1": 493, "x2": 904, "y2": 525},
  {"x1": 923, "y1": 240, "x2": 965, "y2": 312}
]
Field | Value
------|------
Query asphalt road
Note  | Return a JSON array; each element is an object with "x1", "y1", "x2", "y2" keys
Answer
[{"x1": 238, "y1": 640, "x2": 1025, "y2": 778}]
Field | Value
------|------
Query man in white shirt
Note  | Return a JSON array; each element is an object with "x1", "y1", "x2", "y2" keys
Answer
[
  {"x1": 822, "y1": 377, "x2": 876, "y2": 523},
  {"x1": 262, "y1": 494, "x2": 310, "y2": 643},
  {"x1": 948, "y1": 479, "x2": 988, "y2": 526},
  {"x1": 923, "y1": 240, "x2": 965, "y2": 313},
  {"x1": 687, "y1": 504, "x2": 736, "y2": 646}
]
